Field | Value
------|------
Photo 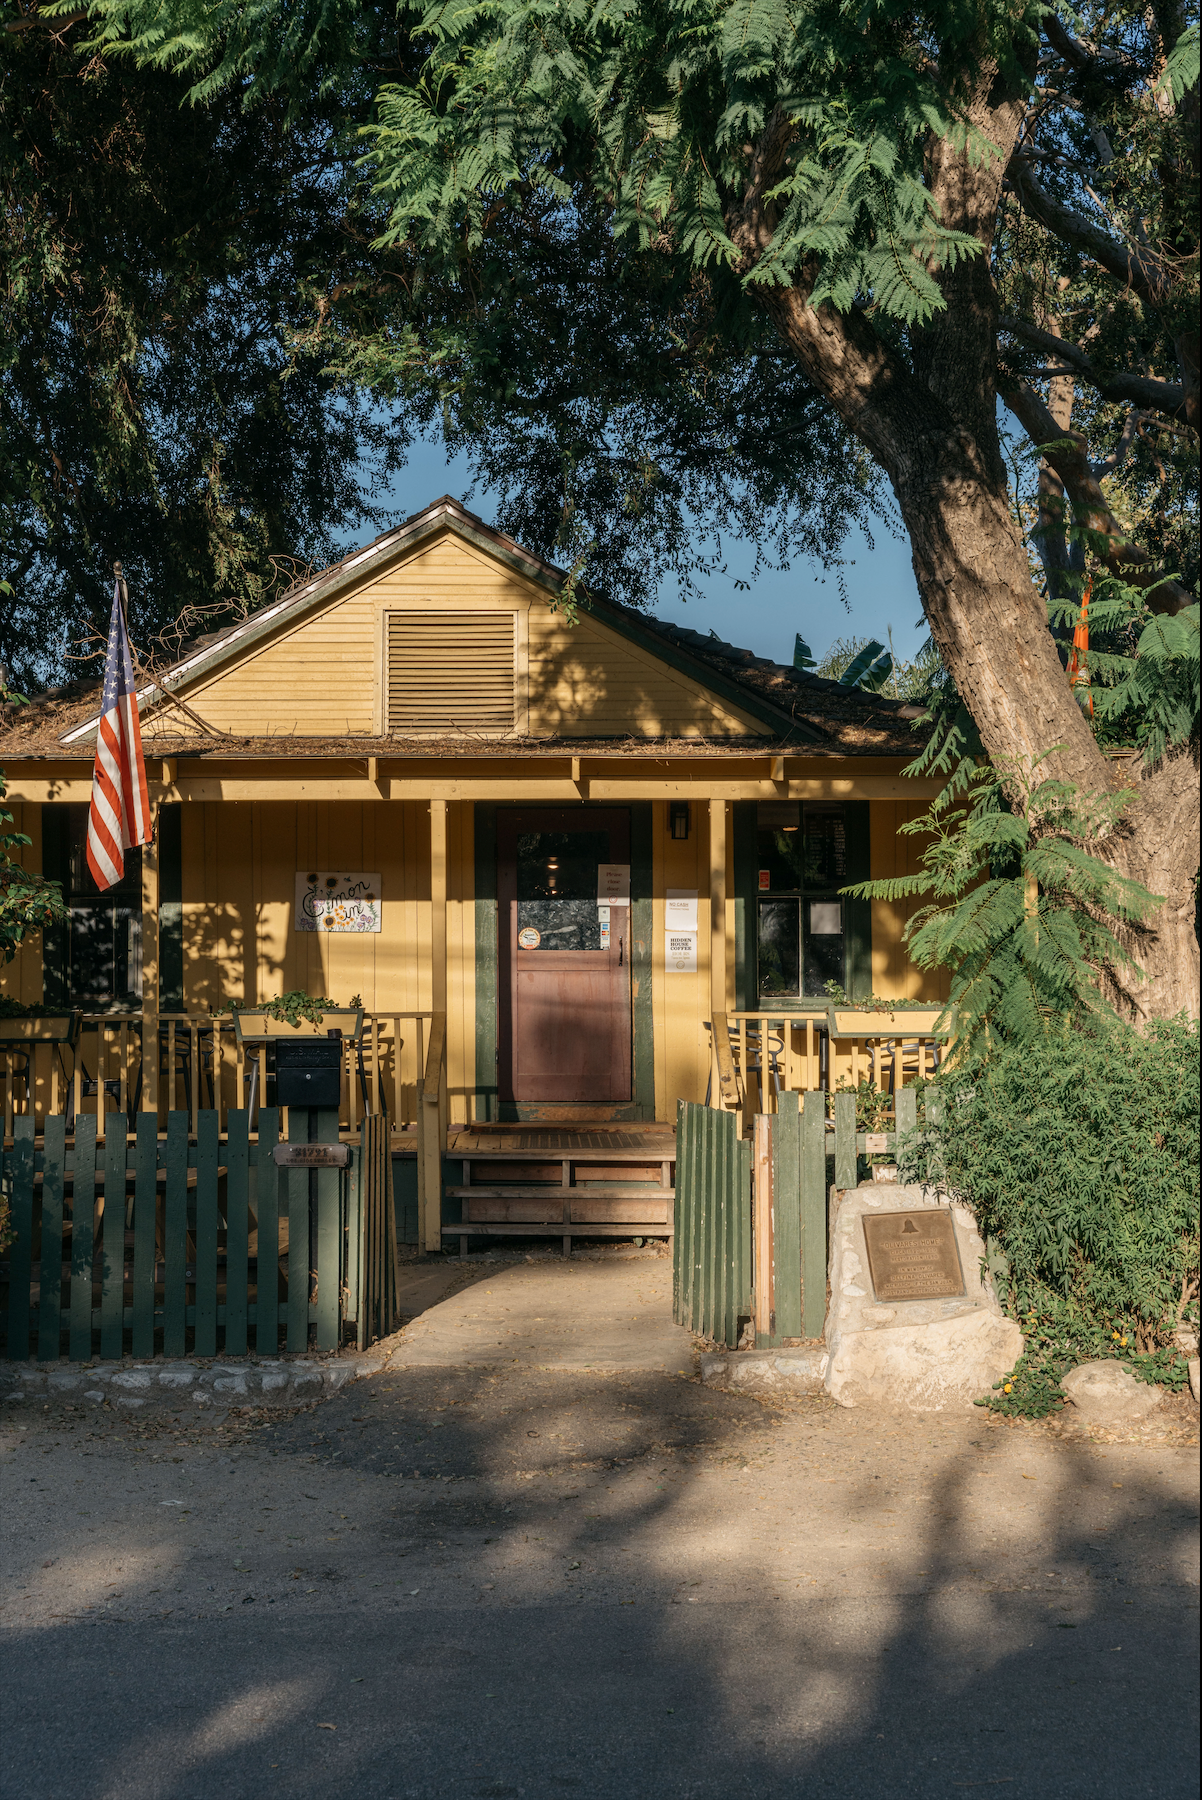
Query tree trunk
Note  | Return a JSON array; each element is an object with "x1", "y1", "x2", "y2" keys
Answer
[{"x1": 727, "y1": 85, "x2": 1200, "y2": 1022}]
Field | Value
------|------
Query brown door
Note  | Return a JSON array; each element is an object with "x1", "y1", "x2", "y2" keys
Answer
[{"x1": 498, "y1": 809, "x2": 632, "y2": 1104}]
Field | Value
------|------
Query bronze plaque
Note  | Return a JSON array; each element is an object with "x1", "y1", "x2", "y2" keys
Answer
[
  {"x1": 861, "y1": 1208, "x2": 965, "y2": 1302},
  {"x1": 272, "y1": 1143, "x2": 351, "y2": 1169}
]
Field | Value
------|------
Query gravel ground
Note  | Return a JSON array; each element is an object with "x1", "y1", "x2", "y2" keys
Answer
[{"x1": 1, "y1": 1344, "x2": 1197, "y2": 1799}]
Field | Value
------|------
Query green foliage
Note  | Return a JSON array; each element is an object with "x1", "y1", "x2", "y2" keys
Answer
[
  {"x1": 833, "y1": 1075, "x2": 893, "y2": 1134},
  {"x1": 817, "y1": 630, "x2": 946, "y2": 702},
  {"x1": 844, "y1": 749, "x2": 1160, "y2": 1050},
  {"x1": 228, "y1": 991, "x2": 364, "y2": 1027},
  {"x1": 1, "y1": 18, "x2": 404, "y2": 689},
  {"x1": 0, "y1": 770, "x2": 64, "y2": 963},
  {"x1": 1047, "y1": 580, "x2": 1200, "y2": 766},
  {"x1": 898, "y1": 1018, "x2": 1200, "y2": 1416},
  {"x1": 838, "y1": 639, "x2": 894, "y2": 693},
  {"x1": 792, "y1": 635, "x2": 816, "y2": 672}
]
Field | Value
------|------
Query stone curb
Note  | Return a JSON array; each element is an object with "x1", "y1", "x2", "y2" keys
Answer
[
  {"x1": 700, "y1": 1348, "x2": 828, "y2": 1396},
  {"x1": 0, "y1": 1348, "x2": 392, "y2": 1411}
]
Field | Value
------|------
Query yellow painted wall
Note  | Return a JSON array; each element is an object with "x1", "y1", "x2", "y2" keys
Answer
[
  {"x1": 650, "y1": 800, "x2": 719, "y2": 1122},
  {"x1": 178, "y1": 800, "x2": 476, "y2": 1125},
  {"x1": 868, "y1": 800, "x2": 950, "y2": 1003},
  {"x1": 163, "y1": 531, "x2": 767, "y2": 741}
]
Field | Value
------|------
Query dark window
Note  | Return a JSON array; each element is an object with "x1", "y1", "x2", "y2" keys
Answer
[
  {"x1": 755, "y1": 804, "x2": 847, "y2": 998},
  {"x1": 59, "y1": 804, "x2": 142, "y2": 1007}
]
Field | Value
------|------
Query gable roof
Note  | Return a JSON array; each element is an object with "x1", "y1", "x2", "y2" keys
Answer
[{"x1": 0, "y1": 497, "x2": 927, "y2": 759}]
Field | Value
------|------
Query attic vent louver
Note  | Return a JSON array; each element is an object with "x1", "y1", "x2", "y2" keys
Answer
[{"x1": 387, "y1": 612, "x2": 516, "y2": 733}]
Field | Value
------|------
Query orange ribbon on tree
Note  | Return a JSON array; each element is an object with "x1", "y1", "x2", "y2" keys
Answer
[{"x1": 1066, "y1": 577, "x2": 1093, "y2": 716}]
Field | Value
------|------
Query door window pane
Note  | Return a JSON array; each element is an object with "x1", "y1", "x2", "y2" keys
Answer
[
  {"x1": 516, "y1": 830, "x2": 610, "y2": 951},
  {"x1": 758, "y1": 900, "x2": 800, "y2": 996},
  {"x1": 803, "y1": 900, "x2": 845, "y2": 996}
]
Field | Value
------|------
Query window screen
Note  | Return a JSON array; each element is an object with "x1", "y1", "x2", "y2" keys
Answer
[{"x1": 387, "y1": 611, "x2": 516, "y2": 733}]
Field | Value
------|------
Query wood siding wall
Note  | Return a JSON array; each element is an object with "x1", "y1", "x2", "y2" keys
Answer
[
  {"x1": 170, "y1": 533, "x2": 766, "y2": 741},
  {"x1": 869, "y1": 800, "x2": 950, "y2": 1003}
]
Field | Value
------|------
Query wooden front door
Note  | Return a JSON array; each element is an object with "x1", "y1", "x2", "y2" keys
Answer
[{"x1": 498, "y1": 809, "x2": 632, "y2": 1104}]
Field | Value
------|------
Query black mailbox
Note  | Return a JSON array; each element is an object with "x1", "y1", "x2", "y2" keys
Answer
[{"x1": 273, "y1": 1038, "x2": 342, "y2": 1109}]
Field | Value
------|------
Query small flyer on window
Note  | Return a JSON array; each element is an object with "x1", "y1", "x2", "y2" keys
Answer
[{"x1": 665, "y1": 931, "x2": 698, "y2": 973}]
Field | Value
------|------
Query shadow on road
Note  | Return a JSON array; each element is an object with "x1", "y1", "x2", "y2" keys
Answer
[{"x1": 1, "y1": 1365, "x2": 1197, "y2": 1799}]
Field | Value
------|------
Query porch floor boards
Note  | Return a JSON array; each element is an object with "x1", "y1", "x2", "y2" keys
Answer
[{"x1": 447, "y1": 1126, "x2": 676, "y2": 1155}]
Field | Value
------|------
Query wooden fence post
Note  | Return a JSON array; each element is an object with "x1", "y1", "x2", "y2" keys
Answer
[
  {"x1": 800, "y1": 1090, "x2": 827, "y2": 1339},
  {"x1": 753, "y1": 1111, "x2": 774, "y2": 1345},
  {"x1": 833, "y1": 1089, "x2": 857, "y2": 1194}
]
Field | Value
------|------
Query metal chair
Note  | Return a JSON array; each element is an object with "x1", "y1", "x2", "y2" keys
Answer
[{"x1": 869, "y1": 1038, "x2": 941, "y2": 1094}]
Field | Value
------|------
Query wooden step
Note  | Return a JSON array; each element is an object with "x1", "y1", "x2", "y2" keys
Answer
[
  {"x1": 440, "y1": 1220, "x2": 672, "y2": 1239},
  {"x1": 446, "y1": 1183, "x2": 672, "y2": 1201},
  {"x1": 453, "y1": 1147, "x2": 675, "y2": 1163}
]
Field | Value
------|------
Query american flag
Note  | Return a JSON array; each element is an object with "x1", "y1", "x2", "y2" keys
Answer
[{"x1": 86, "y1": 576, "x2": 151, "y2": 890}]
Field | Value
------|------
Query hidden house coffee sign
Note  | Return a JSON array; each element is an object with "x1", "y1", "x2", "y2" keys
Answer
[{"x1": 861, "y1": 1208, "x2": 966, "y2": 1302}]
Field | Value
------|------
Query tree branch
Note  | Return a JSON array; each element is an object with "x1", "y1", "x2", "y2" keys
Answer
[
  {"x1": 1007, "y1": 154, "x2": 1169, "y2": 306},
  {"x1": 1043, "y1": 14, "x2": 1139, "y2": 77},
  {"x1": 999, "y1": 315, "x2": 1191, "y2": 424},
  {"x1": 1001, "y1": 378, "x2": 1194, "y2": 614}
]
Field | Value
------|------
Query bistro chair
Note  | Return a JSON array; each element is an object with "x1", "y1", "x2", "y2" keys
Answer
[
  {"x1": 868, "y1": 1037, "x2": 942, "y2": 1094},
  {"x1": 704, "y1": 1018, "x2": 785, "y2": 1112}
]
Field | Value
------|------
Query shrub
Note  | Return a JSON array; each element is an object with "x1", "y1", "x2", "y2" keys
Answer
[{"x1": 899, "y1": 1016, "x2": 1200, "y2": 1415}]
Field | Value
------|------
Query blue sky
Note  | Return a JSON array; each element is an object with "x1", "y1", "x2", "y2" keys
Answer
[{"x1": 379, "y1": 440, "x2": 927, "y2": 670}]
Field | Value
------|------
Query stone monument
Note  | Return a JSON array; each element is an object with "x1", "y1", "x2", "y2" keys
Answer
[{"x1": 824, "y1": 1182, "x2": 1023, "y2": 1412}]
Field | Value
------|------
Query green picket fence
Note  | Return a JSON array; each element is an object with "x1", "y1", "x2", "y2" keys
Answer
[
  {"x1": 1, "y1": 1107, "x2": 395, "y2": 1363},
  {"x1": 674, "y1": 1087, "x2": 926, "y2": 1349}
]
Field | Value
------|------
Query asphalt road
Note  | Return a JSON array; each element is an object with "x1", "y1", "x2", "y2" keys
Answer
[{"x1": 1, "y1": 1264, "x2": 1198, "y2": 1798}]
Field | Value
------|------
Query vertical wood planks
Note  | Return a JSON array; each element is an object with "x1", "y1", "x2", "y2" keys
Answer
[
  {"x1": 162, "y1": 1112, "x2": 190, "y2": 1358},
  {"x1": 255, "y1": 1107, "x2": 281, "y2": 1355},
  {"x1": 100, "y1": 1126, "x2": 127, "y2": 1360},
  {"x1": 286, "y1": 1107, "x2": 311, "y2": 1352},
  {"x1": 131, "y1": 1113, "x2": 159, "y2": 1359},
  {"x1": 800, "y1": 1092, "x2": 828, "y2": 1340},
  {"x1": 833, "y1": 1090, "x2": 858, "y2": 1195},
  {"x1": 895, "y1": 1086, "x2": 918, "y2": 1139},
  {"x1": 223, "y1": 1109, "x2": 250, "y2": 1356},
  {"x1": 69, "y1": 1114, "x2": 97, "y2": 1361},
  {"x1": 313, "y1": 1108, "x2": 341, "y2": 1353},
  {"x1": 771, "y1": 1095, "x2": 803, "y2": 1342},
  {"x1": 193, "y1": 1110, "x2": 220, "y2": 1356},
  {"x1": 5, "y1": 1117, "x2": 36, "y2": 1358},
  {"x1": 673, "y1": 1102, "x2": 749, "y2": 1349},
  {"x1": 38, "y1": 1114, "x2": 67, "y2": 1361}
]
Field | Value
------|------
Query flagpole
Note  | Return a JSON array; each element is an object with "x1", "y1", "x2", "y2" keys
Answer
[{"x1": 116, "y1": 560, "x2": 161, "y2": 1120}]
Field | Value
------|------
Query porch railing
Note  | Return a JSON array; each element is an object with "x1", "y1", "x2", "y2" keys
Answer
[
  {"x1": 0, "y1": 1010, "x2": 442, "y2": 1142},
  {"x1": 706, "y1": 1006, "x2": 946, "y2": 1123}
]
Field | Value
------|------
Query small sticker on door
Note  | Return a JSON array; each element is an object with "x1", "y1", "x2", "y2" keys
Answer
[
  {"x1": 758, "y1": 869, "x2": 771, "y2": 891},
  {"x1": 517, "y1": 927, "x2": 541, "y2": 949}
]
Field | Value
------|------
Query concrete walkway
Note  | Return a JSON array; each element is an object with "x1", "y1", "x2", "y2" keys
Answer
[{"x1": 388, "y1": 1253, "x2": 693, "y2": 1374}]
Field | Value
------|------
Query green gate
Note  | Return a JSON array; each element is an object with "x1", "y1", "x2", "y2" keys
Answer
[
  {"x1": 673, "y1": 1101, "x2": 752, "y2": 1348},
  {"x1": 672, "y1": 1088, "x2": 923, "y2": 1350},
  {"x1": 1, "y1": 1108, "x2": 396, "y2": 1362}
]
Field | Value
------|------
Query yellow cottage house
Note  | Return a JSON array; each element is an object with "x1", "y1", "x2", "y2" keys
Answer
[{"x1": 1, "y1": 497, "x2": 946, "y2": 1248}]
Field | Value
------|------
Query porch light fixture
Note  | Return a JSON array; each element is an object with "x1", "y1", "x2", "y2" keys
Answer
[{"x1": 670, "y1": 802, "x2": 690, "y2": 840}]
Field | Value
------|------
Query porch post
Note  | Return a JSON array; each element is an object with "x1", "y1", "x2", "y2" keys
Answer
[
  {"x1": 422, "y1": 799, "x2": 449, "y2": 1253},
  {"x1": 430, "y1": 800, "x2": 448, "y2": 1017},
  {"x1": 708, "y1": 798, "x2": 728, "y2": 1020},
  {"x1": 140, "y1": 826, "x2": 159, "y2": 1114}
]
